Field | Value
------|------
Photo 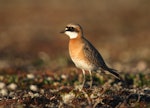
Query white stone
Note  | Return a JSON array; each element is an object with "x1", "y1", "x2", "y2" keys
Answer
[
  {"x1": 27, "y1": 73, "x2": 35, "y2": 79},
  {"x1": 61, "y1": 92, "x2": 75, "y2": 103},
  {"x1": 0, "y1": 82, "x2": 5, "y2": 89},
  {"x1": 61, "y1": 74, "x2": 67, "y2": 79},
  {"x1": 7, "y1": 83, "x2": 17, "y2": 90},
  {"x1": 30, "y1": 85, "x2": 38, "y2": 91},
  {"x1": 0, "y1": 89, "x2": 8, "y2": 96}
]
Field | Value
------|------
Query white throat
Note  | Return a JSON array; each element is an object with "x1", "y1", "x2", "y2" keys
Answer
[{"x1": 65, "y1": 31, "x2": 78, "y2": 39}]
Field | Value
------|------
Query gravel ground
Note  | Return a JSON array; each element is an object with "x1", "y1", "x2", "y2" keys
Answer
[{"x1": 0, "y1": 67, "x2": 150, "y2": 108}]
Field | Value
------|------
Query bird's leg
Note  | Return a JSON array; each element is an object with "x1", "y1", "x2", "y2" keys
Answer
[
  {"x1": 81, "y1": 69, "x2": 86, "y2": 89},
  {"x1": 89, "y1": 70, "x2": 93, "y2": 88}
]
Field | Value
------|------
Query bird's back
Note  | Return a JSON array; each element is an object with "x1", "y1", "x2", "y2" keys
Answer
[
  {"x1": 82, "y1": 37, "x2": 122, "y2": 79},
  {"x1": 82, "y1": 37, "x2": 108, "y2": 70}
]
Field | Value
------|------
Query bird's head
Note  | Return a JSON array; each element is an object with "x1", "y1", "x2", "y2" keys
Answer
[{"x1": 60, "y1": 23, "x2": 83, "y2": 39}]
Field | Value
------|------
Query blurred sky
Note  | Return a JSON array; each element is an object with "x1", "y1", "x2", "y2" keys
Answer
[{"x1": 0, "y1": 0, "x2": 150, "y2": 62}]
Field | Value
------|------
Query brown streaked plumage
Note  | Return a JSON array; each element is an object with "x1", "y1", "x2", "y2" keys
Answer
[{"x1": 60, "y1": 23, "x2": 122, "y2": 88}]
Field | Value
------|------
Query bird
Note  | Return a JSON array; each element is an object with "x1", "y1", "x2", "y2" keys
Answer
[{"x1": 60, "y1": 23, "x2": 122, "y2": 88}]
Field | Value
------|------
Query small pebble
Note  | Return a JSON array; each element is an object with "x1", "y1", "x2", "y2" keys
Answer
[
  {"x1": 61, "y1": 92, "x2": 75, "y2": 103},
  {"x1": 7, "y1": 83, "x2": 17, "y2": 90},
  {"x1": 27, "y1": 73, "x2": 35, "y2": 79},
  {"x1": 40, "y1": 89, "x2": 45, "y2": 94},
  {"x1": 34, "y1": 93, "x2": 40, "y2": 97},
  {"x1": 0, "y1": 89, "x2": 8, "y2": 96},
  {"x1": 46, "y1": 77, "x2": 53, "y2": 81},
  {"x1": 30, "y1": 85, "x2": 38, "y2": 91},
  {"x1": 0, "y1": 82, "x2": 5, "y2": 89},
  {"x1": 61, "y1": 74, "x2": 67, "y2": 79},
  {"x1": 28, "y1": 91, "x2": 34, "y2": 98},
  {"x1": 28, "y1": 92, "x2": 40, "y2": 98}
]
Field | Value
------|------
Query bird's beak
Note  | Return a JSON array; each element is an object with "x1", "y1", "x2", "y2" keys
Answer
[{"x1": 60, "y1": 30, "x2": 65, "y2": 33}]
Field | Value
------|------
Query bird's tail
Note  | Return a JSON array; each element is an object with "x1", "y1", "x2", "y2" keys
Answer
[{"x1": 103, "y1": 66, "x2": 123, "y2": 80}]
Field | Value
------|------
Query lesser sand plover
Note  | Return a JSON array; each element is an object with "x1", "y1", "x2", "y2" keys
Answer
[{"x1": 60, "y1": 23, "x2": 122, "y2": 88}]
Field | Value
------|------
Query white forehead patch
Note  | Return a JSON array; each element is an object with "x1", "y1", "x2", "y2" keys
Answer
[
  {"x1": 65, "y1": 27, "x2": 68, "y2": 30},
  {"x1": 65, "y1": 31, "x2": 78, "y2": 39}
]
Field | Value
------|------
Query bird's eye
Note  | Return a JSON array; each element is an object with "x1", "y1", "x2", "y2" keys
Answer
[
  {"x1": 70, "y1": 27, "x2": 74, "y2": 31},
  {"x1": 65, "y1": 27, "x2": 75, "y2": 32}
]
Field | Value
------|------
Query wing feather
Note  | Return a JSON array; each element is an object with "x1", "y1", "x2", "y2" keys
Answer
[{"x1": 82, "y1": 37, "x2": 122, "y2": 80}]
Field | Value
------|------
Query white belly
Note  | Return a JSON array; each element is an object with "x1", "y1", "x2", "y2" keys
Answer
[{"x1": 72, "y1": 58, "x2": 93, "y2": 71}]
